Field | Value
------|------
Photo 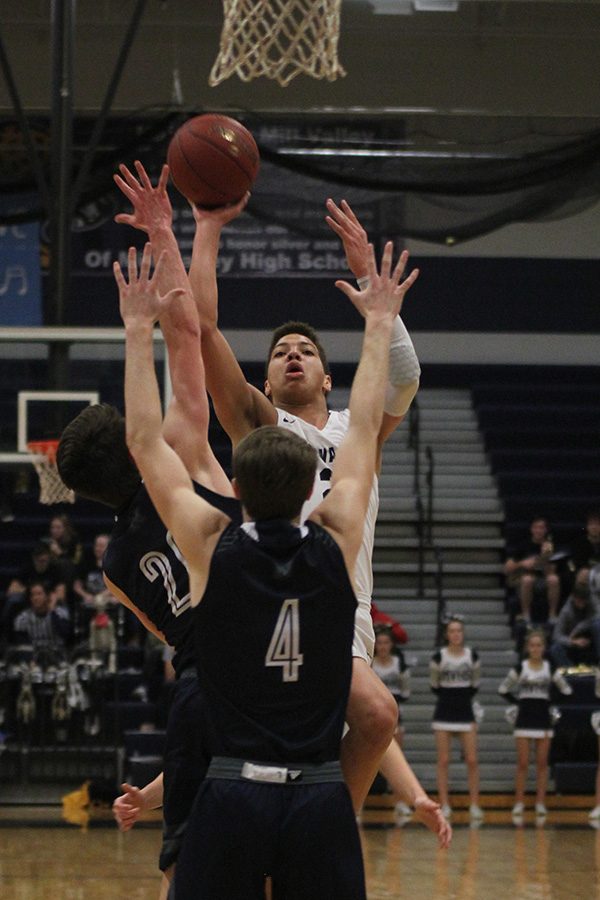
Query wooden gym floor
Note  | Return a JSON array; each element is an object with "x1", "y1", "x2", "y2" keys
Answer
[{"x1": 1, "y1": 796, "x2": 599, "y2": 898}]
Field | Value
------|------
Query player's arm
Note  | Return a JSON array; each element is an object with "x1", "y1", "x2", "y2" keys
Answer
[
  {"x1": 325, "y1": 199, "x2": 420, "y2": 451},
  {"x1": 312, "y1": 243, "x2": 419, "y2": 573},
  {"x1": 113, "y1": 162, "x2": 230, "y2": 491},
  {"x1": 189, "y1": 202, "x2": 277, "y2": 444},
  {"x1": 102, "y1": 574, "x2": 167, "y2": 644},
  {"x1": 116, "y1": 243, "x2": 227, "y2": 604},
  {"x1": 113, "y1": 775, "x2": 164, "y2": 832}
]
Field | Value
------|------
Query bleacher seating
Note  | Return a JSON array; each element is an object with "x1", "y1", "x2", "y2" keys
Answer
[{"x1": 472, "y1": 372, "x2": 600, "y2": 544}]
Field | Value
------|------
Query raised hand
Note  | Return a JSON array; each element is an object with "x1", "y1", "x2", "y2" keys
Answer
[
  {"x1": 114, "y1": 161, "x2": 173, "y2": 234},
  {"x1": 112, "y1": 782, "x2": 145, "y2": 832},
  {"x1": 325, "y1": 198, "x2": 370, "y2": 279},
  {"x1": 191, "y1": 191, "x2": 250, "y2": 228},
  {"x1": 114, "y1": 243, "x2": 186, "y2": 327},
  {"x1": 334, "y1": 242, "x2": 419, "y2": 322}
]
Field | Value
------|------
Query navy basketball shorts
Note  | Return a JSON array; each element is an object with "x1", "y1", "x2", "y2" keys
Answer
[
  {"x1": 174, "y1": 776, "x2": 366, "y2": 899},
  {"x1": 159, "y1": 673, "x2": 211, "y2": 872}
]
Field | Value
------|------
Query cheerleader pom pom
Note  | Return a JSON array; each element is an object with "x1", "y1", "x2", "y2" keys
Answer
[
  {"x1": 591, "y1": 711, "x2": 600, "y2": 736},
  {"x1": 549, "y1": 705, "x2": 562, "y2": 726},
  {"x1": 472, "y1": 700, "x2": 485, "y2": 724},
  {"x1": 504, "y1": 705, "x2": 517, "y2": 726}
]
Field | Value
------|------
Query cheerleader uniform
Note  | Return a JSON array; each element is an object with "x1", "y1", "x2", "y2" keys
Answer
[
  {"x1": 498, "y1": 659, "x2": 572, "y2": 738},
  {"x1": 430, "y1": 646, "x2": 480, "y2": 732},
  {"x1": 372, "y1": 651, "x2": 410, "y2": 730}
]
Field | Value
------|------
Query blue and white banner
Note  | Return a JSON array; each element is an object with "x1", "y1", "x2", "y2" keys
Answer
[{"x1": 0, "y1": 220, "x2": 42, "y2": 325}]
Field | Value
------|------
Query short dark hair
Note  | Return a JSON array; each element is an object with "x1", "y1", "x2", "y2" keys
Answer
[
  {"x1": 57, "y1": 404, "x2": 141, "y2": 508},
  {"x1": 232, "y1": 425, "x2": 316, "y2": 521},
  {"x1": 266, "y1": 321, "x2": 330, "y2": 376}
]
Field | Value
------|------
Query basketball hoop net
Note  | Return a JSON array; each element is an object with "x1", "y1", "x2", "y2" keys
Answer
[
  {"x1": 27, "y1": 441, "x2": 75, "y2": 505},
  {"x1": 209, "y1": 0, "x2": 346, "y2": 87}
]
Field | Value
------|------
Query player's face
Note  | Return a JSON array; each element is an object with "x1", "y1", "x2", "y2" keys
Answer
[
  {"x1": 30, "y1": 584, "x2": 49, "y2": 612},
  {"x1": 265, "y1": 333, "x2": 331, "y2": 404},
  {"x1": 527, "y1": 634, "x2": 545, "y2": 660},
  {"x1": 587, "y1": 517, "x2": 600, "y2": 541},
  {"x1": 446, "y1": 621, "x2": 464, "y2": 647},
  {"x1": 530, "y1": 519, "x2": 547, "y2": 543},
  {"x1": 375, "y1": 633, "x2": 393, "y2": 658}
]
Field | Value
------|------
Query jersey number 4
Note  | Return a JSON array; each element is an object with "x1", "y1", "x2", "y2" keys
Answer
[{"x1": 265, "y1": 598, "x2": 304, "y2": 682}]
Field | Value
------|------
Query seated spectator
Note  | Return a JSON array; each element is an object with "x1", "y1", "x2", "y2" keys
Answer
[
  {"x1": 3, "y1": 543, "x2": 67, "y2": 637},
  {"x1": 12, "y1": 580, "x2": 72, "y2": 660},
  {"x1": 571, "y1": 510, "x2": 600, "y2": 575},
  {"x1": 549, "y1": 571, "x2": 599, "y2": 669},
  {"x1": 504, "y1": 516, "x2": 560, "y2": 626},
  {"x1": 71, "y1": 533, "x2": 113, "y2": 630},
  {"x1": 43, "y1": 512, "x2": 83, "y2": 568},
  {"x1": 74, "y1": 533, "x2": 110, "y2": 603},
  {"x1": 371, "y1": 600, "x2": 408, "y2": 645}
]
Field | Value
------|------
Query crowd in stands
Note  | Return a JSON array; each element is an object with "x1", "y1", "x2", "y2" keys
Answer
[
  {"x1": 0, "y1": 512, "x2": 175, "y2": 743},
  {"x1": 2, "y1": 505, "x2": 600, "y2": 818}
]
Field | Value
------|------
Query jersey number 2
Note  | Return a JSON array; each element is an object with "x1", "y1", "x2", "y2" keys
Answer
[{"x1": 265, "y1": 598, "x2": 304, "y2": 682}]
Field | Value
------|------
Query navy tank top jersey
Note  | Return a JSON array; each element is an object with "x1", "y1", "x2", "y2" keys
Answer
[
  {"x1": 103, "y1": 482, "x2": 241, "y2": 675},
  {"x1": 194, "y1": 519, "x2": 357, "y2": 764}
]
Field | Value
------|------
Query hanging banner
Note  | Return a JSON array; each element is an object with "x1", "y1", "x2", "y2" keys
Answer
[{"x1": 0, "y1": 220, "x2": 42, "y2": 325}]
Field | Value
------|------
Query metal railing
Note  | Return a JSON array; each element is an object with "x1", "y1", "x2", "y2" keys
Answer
[{"x1": 408, "y1": 400, "x2": 445, "y2": 646}]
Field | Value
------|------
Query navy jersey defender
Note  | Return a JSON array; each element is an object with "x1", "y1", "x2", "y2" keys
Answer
[
  {"x1": 103, "y1": 481, "x2": 241, "y2": 674},
  {"x1": 175, "y1": 518, "x2": 365, "y2": 900},
  {"x1": 103, "y1": 480, "x2": 241, "y2": 873}
]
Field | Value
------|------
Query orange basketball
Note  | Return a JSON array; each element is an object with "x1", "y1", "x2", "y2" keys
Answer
[{"x1": 167, "y1": 114, "x2": 259, "y2": 208}]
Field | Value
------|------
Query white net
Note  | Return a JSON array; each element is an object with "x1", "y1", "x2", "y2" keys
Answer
[
  {"x1": 28, "y1": 442, "x2": 75, "y2": 505},
  {"x1": 209, "y1": 0, "x2": 346, "y2": 87}
]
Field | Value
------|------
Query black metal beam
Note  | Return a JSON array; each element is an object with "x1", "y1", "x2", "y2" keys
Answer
[
  {"x1": 49, "y1": 0, "x2": 76, "y2": 329},
  {"x1": 0, "y1": 27, "x2": 50, "y2": 212},
  {"x1": 71, "y1": 0, "x2": 148, "y2": 211}
]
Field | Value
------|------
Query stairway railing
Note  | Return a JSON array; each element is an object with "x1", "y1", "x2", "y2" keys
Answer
[{"x1": 408, "y1": 401, "x2": 445, "y2": 644}]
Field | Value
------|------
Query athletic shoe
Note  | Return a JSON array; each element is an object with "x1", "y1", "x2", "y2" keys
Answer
[
  {"x1": 441, "y1": 804, "x2": 452, "y2": 819},
  {"x1": 535, "y1": 803, "x2": 547, "y2": 816},
  {"x1": 469, "y1": 804, "x2": 484, "y2": 820},
  {"x1": 512, "y1": 802, "x2": 524, "y2": 816},
  {"x1": 589, "y1": 806, "x2": 600, "y2": 820},
  {"x1": 395, "y1": 802, "x2": 412, "y2": 818}
]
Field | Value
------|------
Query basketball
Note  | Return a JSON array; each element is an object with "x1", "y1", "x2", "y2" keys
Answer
[{"x1": 167, "y1": 114, "x2": 260, "y2": 208}]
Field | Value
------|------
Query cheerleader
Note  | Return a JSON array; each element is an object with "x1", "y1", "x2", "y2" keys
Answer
[
  {"x1": 430, "y1": 616, "x2": 483, "y2": 821},
  {"x1": 372, "y1": 625, "x2": 412, "y2": 816},
  {"x1": 499, "y1": 628, "x2": 572, "y2": 819},
  {"x1": 372, "y1": 625, "x2": 411, "y2": 741}
]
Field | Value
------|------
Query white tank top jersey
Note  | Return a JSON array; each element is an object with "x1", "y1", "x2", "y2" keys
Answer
[{"x1": 276, "y1": 407, "x2": 379, "y2": 610}]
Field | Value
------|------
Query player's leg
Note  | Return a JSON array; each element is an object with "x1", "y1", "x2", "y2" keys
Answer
[
  {"x1": 174, "y1": 780, "x2": 271, "y2": 900},
  {"x1": 159, "y1": 676, "x2": 211, "y2": 886},
  {"x1": 459, "y1": 727, "x2": 481, "y2": 813},
  {"x1": 545, "y1": 572, "x2": 560, "y2": 621},
  {"x1": 514, "y1": 737, "x2": 529, "y2": 811},
  {"x1": 519, "y1": 574, "x2": 534, "y2": 620},
  {"x1": 341, "y1": 657, "x2": 398, "y2": 810},
  {"x1": 534, "y1": 736, "x2": 550, "y2": 813},
  {"x1": 590, "y1": 737, "x2": 600, "y2": 820},
  {"x1": 274, "y1": 783, "x2": 366, "y2": 900},
  {"x1": 434, "y1": 730, "x2": 452, "y2": 814}
]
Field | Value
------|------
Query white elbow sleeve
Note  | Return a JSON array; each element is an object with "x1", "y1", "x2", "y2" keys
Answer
[
  {"x1": 356, "y1": 277, "x2": 420, "y2": 417},
  {"x1": 385, "y1": 316, "x2": 420, "y2": 416}
]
